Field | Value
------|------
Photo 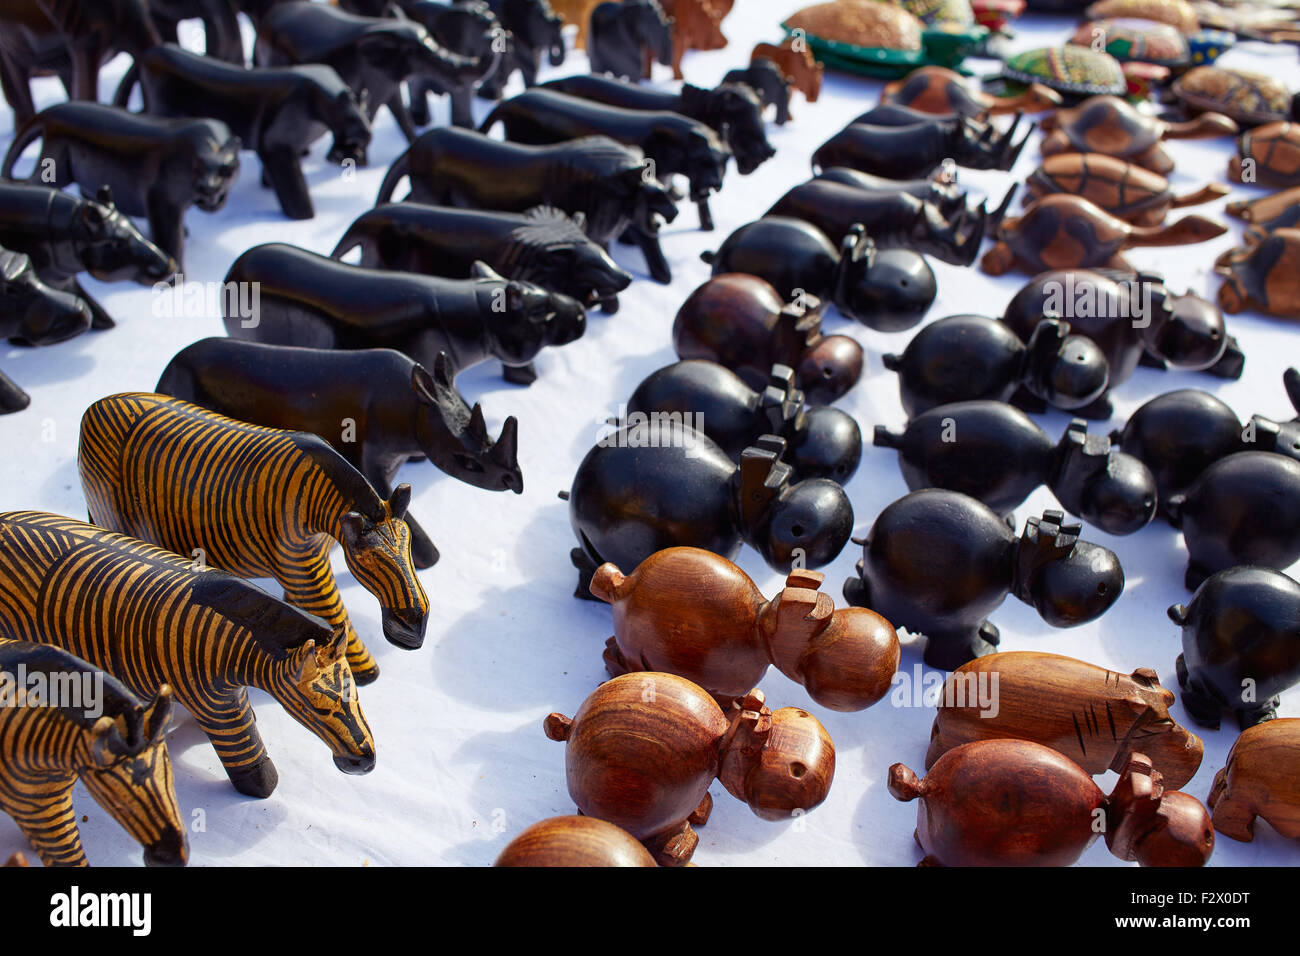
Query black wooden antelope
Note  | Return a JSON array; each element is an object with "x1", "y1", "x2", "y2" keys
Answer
[{"x1": 0, "y1": 512, "x2": 376, "y2": 799}]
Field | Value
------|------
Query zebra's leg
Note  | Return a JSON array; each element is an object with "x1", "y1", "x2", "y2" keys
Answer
[
  {"x1": 277, "y1": 546, "x2": 379, "y2": 685},
  {"x1": 3, "y1": 777, "x2": 89, "y2": 866},
  {"x1": 186, "y1": 687, "x2": 279, "y2": 798}
]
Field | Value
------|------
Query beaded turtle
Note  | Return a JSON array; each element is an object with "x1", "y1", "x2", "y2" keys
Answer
[
  {"x1": 1071, "y1": 19, "x2": 1189, "y2": 67},
  {"x1": 1172, "y1": 67, "x2": 1299, "y2": 129},
  {"x1": 1085, "y1": 0, "x2": 1200, "y2": 34},
  {"x1": 997, "y1": 45, "x2": 1127, "y2": 101}
]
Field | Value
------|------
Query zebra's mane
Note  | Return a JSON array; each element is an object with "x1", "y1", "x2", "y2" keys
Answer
[
  {"x1": 188, "y1": 574, "x2": 332, "y2": 660},
  {"x1": 291, "y1": 432, "x2": 388, "y2": 523},
  {"x1": 0, "y1": 641, "x2": 141, "y2": 733}
]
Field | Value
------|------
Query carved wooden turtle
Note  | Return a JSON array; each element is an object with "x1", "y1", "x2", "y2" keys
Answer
[
  {"x1": 1229, "y1": 121, "x2": 1300, "y2": 187},
  {"x1": 1025, "y1": 153, "x2": 1228, "y2": 225},
  {"x1": 1072, "y1": 19, "x2": 1189, "y2": 68},
  {"x1": 982, "y1": 193, "x2": 1227, "y2": 275},
  {"x1": 995, "y1": 46, "x2": 1127, "y2": 102},
  {"x1": 1041, "y1": 95, "x2": 1238, "y2": 175},
  {"x1": 1226, "y1": 186, "x2": 1300, "y2": 240},
  {"x1": 1085, "y1": 0, "x2": 1200, "y2": 34},
  {"x1": 882, "y1": 65, "x2": 1060, "y2": 118},
  {"x1": 1215, "y1": 228, "x2": 1300, "y2": 318},
  {"x1": 1171, "y1": 67, "x2": 1299, "y2": 129}
]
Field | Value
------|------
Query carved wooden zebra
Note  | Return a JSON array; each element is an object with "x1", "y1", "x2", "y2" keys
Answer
[
  {"x1": 0, "y1": 511, "x2": 375, "y2": 798},
  {"x1": 78, "y1": 392, "x2": 430, "y2": 685},
  {"x1": 0, "y1": 639, "x2": 187, "y2": 866}
]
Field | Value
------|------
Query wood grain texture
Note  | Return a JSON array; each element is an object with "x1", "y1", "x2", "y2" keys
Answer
[
  {"x1": 1208, "y1": 718, "x2": 1300, "y2": 841},
  {"x1": 494, "y1": 815, "x2": 658, "y2": 866}
]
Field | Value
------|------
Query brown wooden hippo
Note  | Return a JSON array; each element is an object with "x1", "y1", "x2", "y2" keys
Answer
[
  {"x1": 1208, "y1": 718, "x2": 1300, "y2": 842},
  {"x1": 926, "y1": 651, "x2": 1204, "y2": 789}
]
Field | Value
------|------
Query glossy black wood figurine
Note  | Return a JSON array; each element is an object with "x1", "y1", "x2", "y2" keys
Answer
[
  {"x1": 256, "y1": 1, "x2": 482, "y2": 144},
  {"x1": 815, "y1": 166, "x2": 970, "y2": 216},
  {"x1": 812, "y1": 115, "x2": 1032, "y2": 179},
  {"x1": 3, "y1": 102, "x2": 241, "y2": 269},
  {"x1": 625, "y1": 361, "x2": 862, "y2": 483},
  {"x1": 0, "y1": 182, "x2": 176, "y2": 332},
  {"x1": 767, "y1": 178, "x2": 996, "y2": 268},
  {"x1": 401, "y1": 0, "x2": 511, "y2": 128},
  {"x1": 1112, "y1": 370, "x2": 1300, "y2": 521},
  {"x1": 375, "y1": 128, "x2": 680, "y2": 284},
  {"x1": 132, "y1": 43, "x2": 372, "y2": 220},
  {"x1": 541, "y1": 74, "x2": 775, "y2": 175},
  {"x1": 673, "y1": 273, "x2": 864, "y2": 405},
  {"x1": 1003, "y1": 269, "x2": 1242, "y2": 419},
  {"x1": 588, "y1": 0, "x2": 674, "y2": 80},
  {"x1": 477, "y1": 0, "x2": 567, "y2": 96},
  {"x1": 1171, "y1": 566, "x2": 1300, "y2": 729},
  {"x1": 875, "y1": 402, "x2": 1157, "y2": 535},
  {"x1": 0, "y1": 0, "x2": 161, "y2": 126},
  {"x1": 845, "y1": 493, "x2": 1124, "y2": 669},
  {"x1": 702, "y1": 218, "x2": 936, "y2": 332},
  {"x1": 481, "y1": 89, "x2": 731, "y2": 231},
  {"x1": 721, "y1": 59, "x2": 792, "y2": 126},
  {"x1": 223, "y1": 243, "x2": 585, "y2": 387},
  {"x1": 883, "y1": 314, "x2": 1110, "y2": 417},
  {"x1": 1167, "y1": 452, "x2": 1300, "y2": 589},
  {"x1": 0, "y1": 246, "x2": 94, "y2": 415},
  {"x1": 332, "y1": 204, "x2": 632, "y2": 313},
  {"x1": 566, "y1": 431, "x2": 853, "y2": 598},
  {"x1": 156, "y1": 338, "x2": 521, "y2": 570}
]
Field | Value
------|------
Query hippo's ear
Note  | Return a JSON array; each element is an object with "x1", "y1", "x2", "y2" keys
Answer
[{"x1": 470, "y1": 260, "x2": 504, "y2": 281}]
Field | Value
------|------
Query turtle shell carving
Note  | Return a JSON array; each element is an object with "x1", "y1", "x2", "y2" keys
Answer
[{"x1": 1173, "y1": 67, "x2": 1299, "y2": 128}]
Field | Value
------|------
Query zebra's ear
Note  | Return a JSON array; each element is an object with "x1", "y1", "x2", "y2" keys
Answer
[
  {"x1": 90, "y1": 716, "x2": 124, "y2": 768},
  {"x1": 291, "y1": 639, "x2": 319, "y2": 682},
  {"x1": 340, "y1": 511, "x2": 369, "y2": 545},
  {"x1": 144, "y1": 686, "x2": 174, "y2": 743},
  {"x1": 388, "y1": 484, "x2": 411, "y2": 520}
]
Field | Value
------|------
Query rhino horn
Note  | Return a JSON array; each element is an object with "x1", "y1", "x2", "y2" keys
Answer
[
  {"x1": 467, "y1": 403, "x2": 489, "y2": 444},
  {"x1": 491, "y1": 416, "x2": 520, "y2": 473}
]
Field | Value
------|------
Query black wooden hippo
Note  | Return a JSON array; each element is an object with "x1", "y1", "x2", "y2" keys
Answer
[
  {"x1": 130, "y1": 43, "x2": 372, "y2": 220},
  {"x1": 541, "y1": 74, "x2": 774, "y2": 175},
  {"x1": 482, "y1": 88, "x2": 731, "y2": 231},
  {"x1": 722, "y1": 59, "x2": 792, "y2": 126},
  {"x1": 375, "y1": 127, "x2": 680, "y2": 282},
  {"x1": 402, "y1": 0, "x2": 512, "y2": 128},
  {"x1": 332, "y1": 203, "x2": 632, "y2": 312},
  {"x1": 0, "y1": 182, "x2": 176, "y2": 332},
  {"x1": 223, "y1": 243, "x2": 586, "y2": 387},
  {"x1": 157, "y1": 338, "x2": 522, "y2": 568},
  {"x1": 256, "y1": 1, "x2": 483, "y2": 143},
  {"x1": 477, "y1": 0, "x2": 566, "y2": 97},
  {"x1": 3, "y1": 102, "x2": 242, "y2": 269},
  {"x1": 0, "y1": 0, "x2": 161, "y2": 126}
]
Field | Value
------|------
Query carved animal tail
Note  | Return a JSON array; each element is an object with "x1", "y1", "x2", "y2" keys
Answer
[
  {"x1": 699, "y1": 250, "x2": 716, "y2": 264},
  {"x1": 1285, "y1": 366, "x2": 1300, "y2": 418},
  {"x1": 1125, "y1": 214, "x2": 1227, "y2": 248},
  {"x1": 1170, "y1": 183, "x2": 1231, "y2": 208},
  {"x1": 886, "y1": 763, "x2": 926, "y2": 801},
  {"x1": 330, "y1": 223, "x2": 363, "y2": 261},
  {"x1": 1, "y1": 115, "x2": 46, "y2": 180},
  {"x1": 1163, "y1": 112, "x2": 1238, "y2": 140},
  {"x1": 375, "y1": 150, "x2": 411, "y2": 206}
]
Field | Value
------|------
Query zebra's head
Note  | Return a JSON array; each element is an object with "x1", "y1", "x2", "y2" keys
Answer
[
  {"x1": 274, "y1": 630, "x2": 376, "y2": 777},
  {"x1": 79, "y1": 686, "x2": 188, "y2": 867},
  {"x1": 339, "y1": 484, "x2": 430, "y2": 651}
]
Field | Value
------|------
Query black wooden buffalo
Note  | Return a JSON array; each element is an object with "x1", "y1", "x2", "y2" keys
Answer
[
  {"x1": 403, "y1": 0, "x2": 512, "y2": 128},
  {"x1": 333, "y1": 203, "x2": 632, "y2": 311},
  {"x1": 223, "y1": 243, "x2": 586, "y2": 388},
  {"x1": 375, "y1": 127, "x2": 680, "y2": 282},
  {"x1": 0, "y1": 182, "x2": 176, "y2": 331},
  {"x1": 541, "y1": 74, "x2": 774, "y2": 175},
  {"x1": 157, "y1": 338, "x2": 522, "y2": 568},
  {"x1": 481, "y1": 88, "x2": 730, "y2": 230},
  {"x1": 477, "y1": 0, "x2": 566, "y2": 97},
  {"x1": 3, "y1": 102, "x2": 242, "y2": 269},
  {"x1": 130, "y1": 43, "x2": 372, "y2": 220},
  {"x1": 0, "y1": 0, "x2": 161, "y2": 126},
  {"x1": 256, "y1": 1, "x2": 483, "y2": 143},
  {"x1": 722, "y1": 60, "x2": 792, "y2": 126}
]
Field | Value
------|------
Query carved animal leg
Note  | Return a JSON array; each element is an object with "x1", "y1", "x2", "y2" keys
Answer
[
  {"x1": 502, "y1": 362, "x2": 538, "y2": 385},
  {"x1": 0, "y1": 53, "x2": 35, "y2": 127},
  {"x1": 842, "y1": 563, "x2": 870, "y2": 608},
  {"x1": 387, "y1": 92, "x2": 419, "y2": 144},
  {"x1": 626, "y1": 226, "x2": 673, "y2": 284},
  {"x1": 923, "y1": 627, "x2": 997, "y2": 671},
  {"x1": 408, "y1": 80, "x2": 433, "y2": 127},
  {"x1": 4, "y1": 777, "x2": 88, "y2": 866},
  {"x1": 70, "y1": 46, "x2": 100, "y2": 102},
  {"x1": 146, "y1": 191, "x2": 185, "y2": 268},
  {"x1": 1207, "y1": 336, "x2": 1245, "y2": 380},
  {"x1": 689, "y1": 792, "x2": 713, "y2": 826},
  {"x1": 1175, "y1": 653, "x2": 1222, "y2": 730},
  {"x1": 1007, "y1": 385, "x2": 1048, "y2": 414},
  {"x1": 647, "y1": 820, "x2": 699, "y2": 866},
  {"x1": 449, "y1": 87, "x2": 474, "y2": 129},
  {"x1": 979, "y1": 241, "x2": 1018, "y2": 276},
  {"x1": 1070, "y1": 393, "x2": 1115, "y2": 420},
  {"x1": 75, "y1": 279, "x2": 116, "y2": 331},
  {"x1": 278, "y1": 547, "x2": 379, "y2": 685},
  {"x1": 599, "y1": 295, "x2": 620, "y2": 314},
  {"x1": 570, "y1": 546, "x2": 603, "y2": 601},
  {"x1": 260, "y1": 147, "x2": 315, "y2": 220},
  {"x1": 1236, "y1": 697, "x2": 1280, "y2": 730},
  {"x1": 602, "y1": 635, "x2": 637, "y2": 678},
  {"x1": 188, "y1": 688, "x2": 280, "y2": 798},
  {"x1": 1209, "y1": 787, "x2": 1257, "y2": 842},
  {"x1": 696, "y1": 197, "x2": 714, "y2": 232}
]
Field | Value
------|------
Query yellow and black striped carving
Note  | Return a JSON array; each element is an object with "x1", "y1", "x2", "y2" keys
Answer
[
  {"x1": 78, "y1": 392, "x2": 430, "y2": 685},
  {"x1": 0, "y1": 511, "x2": 375, "y2": 798},
  {"x1": 0, "y1": 638, "x2": 186, "y2": 866}
]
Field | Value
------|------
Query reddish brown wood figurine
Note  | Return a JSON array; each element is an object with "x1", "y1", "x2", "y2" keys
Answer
[
  {"x1": 545, "y1": 673, "x2": 835, "y2": 865},
  {"x1": 883, "y1": 66, "x2": 1061, "y2": 118},
  {"x1": 752, "y1": 40, "x2": 823, "y2": 117},
  {"x1": 592, "y1": 547, "x2": 899, "y2": 711},
  {"x1": 494, "y1": 816, "x2": 658, "y2": 866},
  {"x1": 981, "y1": 194, "x2": 1226, "y2": 275},
  {"x1": 1208, "y1": 719, "x2": 1300, "y2": 842},
  {"x1": 1229, "y1": 121, "x2": 1300, "y2": 187},
  {"x1": 890, "y1": 742, "x2": 1215, "y2": 866},
  {"x1": 1040, "y1": 95, "x2": 1237, "y2": 174},
  {"x1": 3, "y1": 853, "x2": 28, "y2": 867},
  {"x1": 661, "y1": 0, "x2": 729, "y2": 80},
  {"x1": 926, "y1": 651, "x2": 1203, "y2": 788},
  {"x1": 1215, "y1": 228, "x2": 1300, "y2": 317}
]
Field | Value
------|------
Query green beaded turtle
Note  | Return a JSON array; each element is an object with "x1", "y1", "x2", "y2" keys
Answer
[
  {"x1": 1071, "y1": 19, "x2": 1189, "y2": 68},
  {"x1": 997, "y1": 46, "x2": 1127, "y2": 102},
  {"x1": 1172, "y1": 67, "x2": 1300, "y2": 129},
  {"x1": 897, "y1": 0, "x2": 976, "y2": 28}
]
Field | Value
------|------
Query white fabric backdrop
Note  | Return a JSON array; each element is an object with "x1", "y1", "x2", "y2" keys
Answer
[{"x1": 1, "y1": 0, "x2": 1298, "y2": 867}]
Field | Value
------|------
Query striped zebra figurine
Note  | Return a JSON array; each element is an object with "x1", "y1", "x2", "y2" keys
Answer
[
  {"x1": 0, "y1": 511, "x2": 375, "y2": 798},
  {"x1": 0, "y1": 639, "x2": 187, "y2": 866},
  {"x1": 78, "y1": 392, "x2": 430, "y2": 685}
]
